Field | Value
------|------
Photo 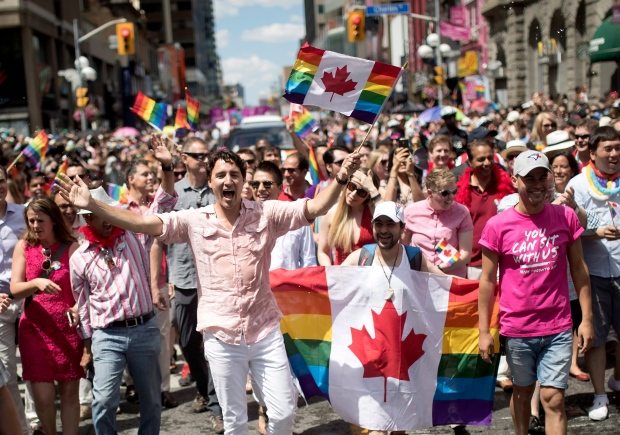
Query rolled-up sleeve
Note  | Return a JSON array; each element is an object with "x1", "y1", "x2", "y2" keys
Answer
[
  {"x1": 150, "y1": 185, "x2": 177, "y2": 214},
  {"x1": 266, "y1": 199, "x2": 311, "y2": 238},
  {"x1": 156, "y1": 209, "x2": 192, "y2": 245}
]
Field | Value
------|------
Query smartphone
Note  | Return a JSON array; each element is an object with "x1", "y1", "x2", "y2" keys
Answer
[
  {"x1": 66, "y1": 311, "x2": 73, "y2": 327},
  {"x1": 397, "y1": 138, "x2": 412, "y2": 154}
]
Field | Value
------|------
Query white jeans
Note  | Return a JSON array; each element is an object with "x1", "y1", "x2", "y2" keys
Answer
[{"x1": 203, "y1": 327, "x2": 296, "y2": 435}]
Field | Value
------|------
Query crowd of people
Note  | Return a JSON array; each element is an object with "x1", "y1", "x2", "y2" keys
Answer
[{"x1": 0, "y1": 87, "x2": 619, "y2": 435}]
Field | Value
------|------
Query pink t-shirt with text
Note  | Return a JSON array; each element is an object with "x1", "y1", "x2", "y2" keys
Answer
[{"x1": 479, "y1": 204, "x2": 583, "y2": 338}]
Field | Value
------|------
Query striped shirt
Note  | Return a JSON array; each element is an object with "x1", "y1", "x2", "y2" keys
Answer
[
  {"x1": 70, "y1": 231, "x2": 152, "y2": 338},
  {"x1": 126, "y1": 185, "x2": 178, "y2": 249}
]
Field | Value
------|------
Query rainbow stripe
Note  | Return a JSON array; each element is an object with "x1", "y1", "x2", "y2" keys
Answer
[
  {"x1": 185, "y1": 90, "x2": 200, "y2": 130},
  {"x1": 435, "y1": 239, "x2": 461, "y2": 267},
  {"x1": 292, "y1": 109, "x2": 316, "y2": 139},
  {"x1": 307, "y1": 145, "x2": 323, "y2": 185},
  {"x1": 131, "y1": 91, "x2": 168, "y2": 130},
  {"x1": 271, "y1": 267, "x2": 331, "y2": 400},
  {"x1": 284, "y1": 44, "x2": 402, "y2": 124},
  {"x1": 23, "y1": 130, "x2": 48, "y2": 164},
  {"x1": 174, "y1": 106, "x2": 191, "y2": 130},
  {"x1": 107, "y1": 183, "x2": 128, "y2": 204},
  {"x1": 432, "y1": 277, "x2": 499, "y2": 426}
]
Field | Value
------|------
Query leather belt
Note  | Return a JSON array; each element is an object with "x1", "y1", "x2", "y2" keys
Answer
[{"x1": 106, "y1": 311, "x2": 155, "y2": 328}]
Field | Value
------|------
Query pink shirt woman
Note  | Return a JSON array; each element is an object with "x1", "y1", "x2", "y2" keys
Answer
[{"x1": 403, "y1": 169, "x2": 473, "y2": 278}]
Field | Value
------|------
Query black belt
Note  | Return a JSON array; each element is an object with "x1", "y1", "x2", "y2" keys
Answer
[{"x1": 107, "y1": 311, "x2": 155, "y2": 328}]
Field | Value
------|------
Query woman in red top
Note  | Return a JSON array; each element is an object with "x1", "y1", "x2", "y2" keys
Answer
[
  {"x1": 318, "y1": 169, "x2": 381, "y2": 265},
  {"x1": 10, "y1": 197, "x2": 82, "y2": 435}
]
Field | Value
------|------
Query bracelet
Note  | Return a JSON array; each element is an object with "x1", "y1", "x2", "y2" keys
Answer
[
  {"x1": 161, "y1": 163, "x2": 174, "y2": 172},
  {"x1": 335, "y1": 175, "x2": 349, "y2": 185}
]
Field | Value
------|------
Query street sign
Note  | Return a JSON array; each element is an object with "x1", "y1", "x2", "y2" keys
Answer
[{"x1": 366, "y1": 3, "x2": 410, "y2": 17}]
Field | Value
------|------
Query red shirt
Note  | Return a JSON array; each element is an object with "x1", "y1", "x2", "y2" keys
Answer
[{"x1": 468, "y1": 186, "x2": 501, "y2": 267}]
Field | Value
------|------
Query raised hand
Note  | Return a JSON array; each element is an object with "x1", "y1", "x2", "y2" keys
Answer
[
  {"x1": 56, "y1": 174, "x2": 92, "y2": 210},
  {"x1": 150, "y1": 134, "x2": 173, "y2": 166}
]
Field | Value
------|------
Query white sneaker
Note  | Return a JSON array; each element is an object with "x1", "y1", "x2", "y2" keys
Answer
[
  {"x1": 608, "y1": 375, "x2": 620, "y2": 392},
  {"x1": 588, "y1": 396, "x2": 609, "y2": 421}
]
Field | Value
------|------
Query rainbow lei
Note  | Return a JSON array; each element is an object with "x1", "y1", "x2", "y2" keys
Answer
[{"x1": 584, "y1": 163, "x2": 620, "y2": 200}]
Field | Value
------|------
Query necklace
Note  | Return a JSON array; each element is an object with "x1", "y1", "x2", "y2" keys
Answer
[
  {"x1": 375, "y1": 247, "x2": 399, "y2": 300},
  {"x1": 584, "y1": 162, "x2": 620, "y2": 200}
]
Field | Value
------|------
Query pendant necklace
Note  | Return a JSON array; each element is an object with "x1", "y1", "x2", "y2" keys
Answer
[{"x1": 375, "y1": 249, "x2": 399, "y2": 300}]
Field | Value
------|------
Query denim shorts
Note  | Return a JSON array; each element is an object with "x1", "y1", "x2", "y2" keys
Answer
[
  {"x1": 505, "y1": 329, "x2": 572, "y2": 389},
  {"x1": 589, "y1": 275, "x2": 620, "y2": 347}
]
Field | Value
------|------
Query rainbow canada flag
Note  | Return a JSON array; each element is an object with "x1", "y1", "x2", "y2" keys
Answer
[
  {"x1": 185, "y1": 90, "x2": 200, "y2": 130},
  {"x1": 174, "y1": 106, "x2": 191, "y2": 130},
  {"x1": 23, "y1": 130, "x2": 49, "y2": 164},
  {"x1": 107, "y1": 183, "x2": 129, "y2": 205},
  {"x1": 130, "y1": 91, "x2": 168, "y2": 130},
  {"x1": 284, "y1": 44, "x2": 402, "y2": 124},
  {"x1": 435, "y1": 238, "x2": 462, "y2": 267},
  {"x1": 270, "y1": 266, "x2": 499, "y2": 430}
]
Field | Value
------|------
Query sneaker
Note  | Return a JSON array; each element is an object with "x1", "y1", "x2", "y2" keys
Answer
[
  {"x1": 191, "y1": 394, "x2": 208, "y2": 413},
  {"x1": 528, "y1": 415, "x2": 544, "y2": 434},
  {"x1": 161, "y1": 391, "x2": 179, "y2": 409},
  {"x1": 178, "y1": 362, "x2": 194, "y2": 387},
  {"x1": 209, "y1": 414, "x2": 224, "y2": 434},
  {"x1": 79, "y1": 404, "x2": 92, "y2": 421},
  {"x1": 588, "y1": 395, "x2": 609, "y2": 421},
  {"x1": 608, "y1": 375, "x2": 620, "y2": 392}
]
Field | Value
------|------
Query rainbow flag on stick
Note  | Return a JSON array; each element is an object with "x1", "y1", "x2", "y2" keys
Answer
[
  {"x1": 307, "y1": 145, "x2": 324, "y2": 185},
  {"x1": 270, "y1": 266, "x2": 499, "y2": 430},
  {"x1": 174, "y1": 106, "x2": 191, "y2": 130},
  {"x1": 131, "y1": 91, "x2": 168, "y2": 130},
  {"x1": 290, "y1": 104, "x2": 317, "y2": 139},
  {"x1": 107, "y1": 183, "x2": 128, "y2": 205},
  {"x1": 284, "y1": 44, "x2": 402, "y2": 125},
  {"x1": 22, "y1": 130, "x2": 49, "y2": 165},
  {"x1": 185, "y1": 89, "x2": 200, "y2": 130}
]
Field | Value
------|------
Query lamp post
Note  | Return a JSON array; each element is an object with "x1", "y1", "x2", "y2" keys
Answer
[
  {"x1": 73, "y1": 17, "x2": 127, "y2": 131},
  {"x1": 417, "y1": 33, "x2": 451, "y2": 105}
]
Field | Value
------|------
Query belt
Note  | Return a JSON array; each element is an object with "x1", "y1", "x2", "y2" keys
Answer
[{"x1": 107, "y1": 311, "x2": 155, "y2": 328}]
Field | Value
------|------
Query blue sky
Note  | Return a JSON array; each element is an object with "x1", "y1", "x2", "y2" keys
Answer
[{"x1": 213, "y1": 0, "x2": 304, "y2": 106}]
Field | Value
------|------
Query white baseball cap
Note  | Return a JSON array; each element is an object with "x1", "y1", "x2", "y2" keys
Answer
[
  {"x1": 372, "y1": 201, "x2": 404, "y2": 223},
  {"x1": 513, "y1": 150, "x2": 550, "y2": 176},
  {"x1": 506, "y1": 110, "x2": 520, "y2": 123}
]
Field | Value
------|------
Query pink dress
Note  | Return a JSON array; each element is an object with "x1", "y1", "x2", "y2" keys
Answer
[{"x1": 18, "y1": 243, "x2": 84, "y2": 382}]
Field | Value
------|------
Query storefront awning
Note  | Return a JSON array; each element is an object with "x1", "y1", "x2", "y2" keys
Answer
[{"x1": 589, "y1": 17, "x2": 620, "y2": 63}]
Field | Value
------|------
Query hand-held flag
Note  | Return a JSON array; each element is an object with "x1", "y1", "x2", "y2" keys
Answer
[
  {"x1": 131, "y1": 91, "x2": 168, "y2": 130},
  {"x1": 185, "y1": 89, "x2": 200, "y2": 130}
]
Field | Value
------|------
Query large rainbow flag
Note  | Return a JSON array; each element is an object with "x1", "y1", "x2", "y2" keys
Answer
[
  {"x1": 270, "y1": 266, "x2": 499, "y2": 431},
  {"x1": 131, "y1": 91, "x2": 168, "y2": 130},
  {"x1": 22, "y1": 130, "x2": 49, "y2": 165},
  {"x1": 284, "y1": 44, "x2": 402, "y2": 124},
  {"x1": 185, "y1": 89, "x2": 200, "y2": 130}
]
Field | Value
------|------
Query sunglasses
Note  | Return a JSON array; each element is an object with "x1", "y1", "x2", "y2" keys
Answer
[
  {"x1": 249, "y1": 180, "x2": 275, "y2": 190},
  {"x1": 332, "y1": 159, "x2": 345, "y2": 166},
  {"x1": 173, "y1": 170, "x2": 186, "y2": 178},
  {"x1": 575, "y1": 134, "x2": 590, "y2": 140},
  {"x1": 41, "y1": 248, "x2": 60, "y2": 276},
  {"x1": 437, "y1": 188, "x2": 458, "y2": 197},
  {"x1": 542, "y1": 123, "x2": 556, "y2": 129},
  {"x1": 185, "y1": 152, "x2": 209, "y2": 161},
  {"x1": 282, "y1": 167, "x2": 298, "y2": 173},
  {"x1": 100, "y1": 248, "x2": 116, "y2": 270},
  {"x1": 346, "y1": 182, "x2": 369, "y2": 198}
]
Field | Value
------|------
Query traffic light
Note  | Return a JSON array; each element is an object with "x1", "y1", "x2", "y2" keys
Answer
[
  {"x1": 76, "y1": 87, "x2": 89, "y2": 108},
  {"x1": 116, "y1": 22, "x2": 135, "y2": 55},
  {"x1": 433, "y1": 66, "x2": 445, "y2": 85},
  {"x1": 347, "y1": 10, "x2": 365, "y2": 43}
]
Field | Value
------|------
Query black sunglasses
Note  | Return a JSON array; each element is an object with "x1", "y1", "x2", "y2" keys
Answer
[
  {"x1": 100, "y1": 248, "x2": 116, "y2": 270},
  {"x1": 249, "y1": 180, "x2": 275, "y2": 190},
  {"x1": 282, "y1": 167, "x2": 299, "y2": 173},
  {"x1": 575, "y1": 134, "x2": 590, "y2": 140},
  {"x1": 346, "y1": 182, "x2": 369, "y2": 198},
  {"x1": 438, "y1": 188, "x2": 458, "y2": 197},
  {"x1": 332, "y1": 159, "x2": 345, "y2": 166},
  {"x1": 185, "y1": 152, "x2": 209, "y2": 161},
  {"x1": 41, "y1": 248, "x2": 52, "y2": 275}
]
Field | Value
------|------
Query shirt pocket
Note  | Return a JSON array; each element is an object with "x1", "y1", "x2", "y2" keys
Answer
[{"x1": 238, "y1": 219, "x2": 269, "y2": 253}]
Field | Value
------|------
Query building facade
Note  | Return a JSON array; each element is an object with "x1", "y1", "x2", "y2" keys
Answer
[{"x1": 483, "y1": 0, "x2": 618, "y2": 106}]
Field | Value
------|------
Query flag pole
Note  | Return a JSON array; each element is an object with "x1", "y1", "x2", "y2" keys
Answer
[
  {"x1": 354, "y1": 62, "x2": 408, "y2": 154},
  {"x1": 6, "y1": 150, "x2": 24, "y2": 173}
]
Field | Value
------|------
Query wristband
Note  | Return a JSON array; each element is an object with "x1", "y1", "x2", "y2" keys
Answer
[
  {"x1": 335, "y1": 175, "x2": 349, "y2": 185},
  {"x1": 161, "y1": 163, "x2": 174, "y2": 172}
]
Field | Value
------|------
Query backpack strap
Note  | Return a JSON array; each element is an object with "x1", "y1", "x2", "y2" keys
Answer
[
  {"x1": 403, "y1": 245, "x2": 422, "y2": 271},
  {"x1": 358, "y1": 244, "x2": 377, "y2": 266}
]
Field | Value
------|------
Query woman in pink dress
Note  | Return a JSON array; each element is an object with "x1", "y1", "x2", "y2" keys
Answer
[{"x1": 10, "y1": 197, "x2": 82, "y2": 435}]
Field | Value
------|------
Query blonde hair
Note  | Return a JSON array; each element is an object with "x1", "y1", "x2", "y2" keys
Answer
[
  {"x1": 530, "y1": 112, "x2": 557, "y2": 146},
  {"x1": 425, "y1": 169, "x2": 456, "y2": 192}
]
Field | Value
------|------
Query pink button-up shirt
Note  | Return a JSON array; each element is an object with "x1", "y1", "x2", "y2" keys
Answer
[
  {"x1": 404, "y1": 198, "x2": 473, "y2": 278},
  {"x1": 157, "y1": 199, "x2": 310, "y2": 344}
]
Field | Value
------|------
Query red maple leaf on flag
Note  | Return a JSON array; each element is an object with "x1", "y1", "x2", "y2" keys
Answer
[
  {"x1": 321, "y1": 65, "x2": 358, "y2": 102},
  {"x1": 349, "y1": 300, "x2": 427, "y2": 402}
]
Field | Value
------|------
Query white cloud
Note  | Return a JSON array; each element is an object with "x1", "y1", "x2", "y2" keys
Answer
[
  {"x1": 216, "y1": 28, "x2": 229, "y2": 48},
  {"x1": 221, "y1": 55, "x2": 279, "y2": 88},
  {"x1": 214, "y1": 0, "x2": 297, "y2": 17},
  {"x1": 290, "y1": 15, "x2": 303, "y2": 24},
  {"x1": 241, "y1": 23, "x2": 304, "y2": 43}
]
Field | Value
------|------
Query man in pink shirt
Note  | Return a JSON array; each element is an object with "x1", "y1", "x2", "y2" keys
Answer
[
  {"x1": 59, "y1": 148, "x2": 361, "y2": 434},
  {"x1": 478, "y1": 150, "x2": 594, "y2": 435}
]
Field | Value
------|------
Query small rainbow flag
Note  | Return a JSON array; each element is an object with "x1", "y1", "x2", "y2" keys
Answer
[
  {"x1": 290, "y1": 104, "x2": 317, "y2": 139},
  {"x1": 270, "y1": 266, "x2": 499, "y2": 429},
  {"x1": 185, "y1": 89, "x2": 200, "y2": 130},
  {"x1": 284, "y1": 44, "x2": 402, "y2": 124},
  {"x1": 608, "y1": 201, "x2": 619, "y2": 226},
  {"x1": 435, "y1": 238, "x2": 462, "y2": 267},
  {"x1": 45, "y1": 158, "x2": 70, "y2": 193},
  {"x1": 107, "y1": 183, "x2": 128, "y2": 205},
  {"x1": 307, "y1": 145, "x2": 324, "y2": 185},
  {"x1": 131, "y1": 91, "x2": 168, "y2": 130},
  {"x1": 174, "y1": 106, "x2": 191, "y2": 130},
  {"x1": 23, "y1": 130, "x2": 49, "y2": 164}
]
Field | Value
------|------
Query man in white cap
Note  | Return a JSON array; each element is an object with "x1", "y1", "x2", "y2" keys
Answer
[
  {"x1": 478, "y1": 150, "x2": 593, "y2": 435},
  {"x1": 69, "y1": 187, "x2": 162, "y2": 435}
]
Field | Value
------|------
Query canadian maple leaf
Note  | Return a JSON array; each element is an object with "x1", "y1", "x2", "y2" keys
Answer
[
  {"x1": 320, "y1": 65, "x2": 358, "y2": 102},
  {"x1": 348, "y1": 300, "x2": 427, "y2": 402}
]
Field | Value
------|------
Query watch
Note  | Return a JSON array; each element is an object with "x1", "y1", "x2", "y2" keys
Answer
[
  {"x1": 335, "y1": 175, "x2": 349, "y2": 185},
  {"x1": 161, "y1": 163, "x2": 174, "y2": 172}
]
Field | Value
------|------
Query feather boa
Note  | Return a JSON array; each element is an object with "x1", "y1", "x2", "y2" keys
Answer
[{"x1": 455, "y1": 165, "x2": 515, "y2": 208}]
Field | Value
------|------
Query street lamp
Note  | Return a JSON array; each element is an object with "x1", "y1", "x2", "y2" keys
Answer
[{"x1": 417, "y1": 32, "x2": 451, "y2": 104}]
